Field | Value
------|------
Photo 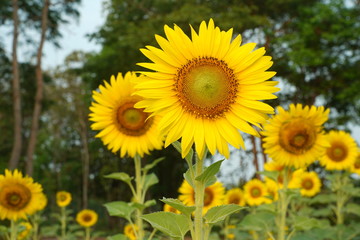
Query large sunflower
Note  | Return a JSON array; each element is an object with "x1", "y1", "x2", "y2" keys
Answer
[
  {"x1": 89, "y1": 72, "x2": 164, "y2": 158},
  {"x1": 76, "y1": 209, "x2": 98, "y2": 228},
  {"x1": 134, "y1": 19, "x2": 278, "y2": 159},
  {"x1": 224, "y1": 188, "x2": 246, "y2": 206},
  {"x1": 243, "y1": 179, "x2": 268, "y2": 206},
  {"x1": 351, "y1": 151, "x2": 360, "y2": 175},
  {"x1": 262, "y1": 104, "x2": 329, "y2": 168},
  {"x1": 178, "y1": 180, "x2": 225, "y2": 214},
  {"x1": 0, "y1": 169, "x2": 43, "y2": 221},
  {"x1": 319, "y1": 130, "x2": 357, "y2": 171}
]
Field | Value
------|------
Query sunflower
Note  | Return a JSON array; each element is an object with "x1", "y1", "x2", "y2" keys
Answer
[
  {"x1": 163, "y1": 203, "x2": 180, "y2": 214},
  {"x1": 264, "y1": 178, "x2": 279, "y2": 203},
  {"x1": 76, "y1": 209, "x2": 98, "y2": 228},
  {"x1": 178, "y1": 180, "x2": 225, "y2": 214},
  {"x1": 17, "y1": 221, "x2": 32, "y2": 240},
  {"x1": 262, "y1": 104, "x2": 329, "y2": 168},
  {"x1": 56, "y1": 191, "x2": 72, "y2": 207},
  {"x1": 134, "y1": 19, "x2": 278, "y2": 159},
  {"x1": 293, "y1": 171, "x2": 322, "y2": 197},
  {"x1": 89, "y1": 72, "x2": 164, "y2": 158},
  {"x1": 319, "y1": 130, "x2": 357, "y2": 171},
  {"x1": 243, "y1": 179, "x2": 268, "y2": 206},
  {"x1": 124, "y1": 224, "x2": 138, "y2": 240},
  {"x1": 264, "y1": 160, "x2": 284, "y2": 172},
  {"x1": 0, "y1": 169, "x2": 43, "y2": 221},
  {"x1": 350, "y1": 151, "x2": 360, "y2": 175},
  {"x1": 224, "y1": 188, "x2": 246, "y2": 206},
  {"x1": 35, "y1": 193, "x2": 47, "y2": 212}
]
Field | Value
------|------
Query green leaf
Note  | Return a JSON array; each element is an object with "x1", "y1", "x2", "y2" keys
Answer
[
  {"x1": 142, "y1": 157, "x2": 165, "y2": 172},
  {"x1": 183, "y1": 167, "x2": 194, "y2": 188},
  {"x1": 104, "y1": 172, "x2": 133, "y2": 184},
  {"x1": 172, "y1": 141, "x2": 193, "y2": 164},
  {"x1": 344, "y1": 203, "x2": 360, "y2": 216},
  {"x1": 204, "y1": 204, "x2": 245, "y2": 225},
  {"x1": 311, "y1": 208, "x2": 333, "y2": 217},
  {"x1": 239, "y1": 212, "x2": 276, "y2": 231},
  {"x1": 142, "y1": 212, "x2": 190, "y2": 238},
  {"x1": 103, "y1": 201, "x2": 136, "y2": 221},
  {"x1": 293, "y1": 216, "x2": 323, "y2": 231},
  {"x1": 160, "y1": 198, "x2": 196, "y2": 216},
  {"x1": 107, "y1": 233, "x2": 128, "y2": 240},
  {"x1": 309, "y1": 193, "x2": 336, "y2": 204},
  {"x1": 130, "y1": 200, "x2": 157, "y2": 211},
  {"x1": 143, "y1": 173, "x2": 159, "y2": 193},
  {"x1": 258, "y1": 170, "x2": 279, "y2": 181},
  {"x1": 195, "y1": 160, "x2": 224, "y2": 187}
]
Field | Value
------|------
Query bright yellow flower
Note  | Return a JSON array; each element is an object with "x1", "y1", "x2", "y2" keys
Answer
[
  {"x1": 124, "y1": 224, "x2": 138, "y2": 240},
  {"x1": 350, "y1": 151, "x2": 360, "y2": 175},
  {"x1": 178, "y1": 180, "x2": 225, "y2": 214},
  {"x1": 264, "y1": 160, "x2": 284, "y2": 172},
  {"x1": 226, "y1": 224, "x2": 236, "y2": 239},
  {"x1": 163, "y1": 203, "x2": 180, "y2": 214},
  {"x1": 0, "y1": 169, "x2": 43, "y2": 221},
  {"x1": 35, "y1": 193, "x2": 47, "y2": 212},
  {"x1": 244, "y1": 179, "x2": 268, "y2": 206},
  {"x1": 17, "y1": 221, "x2": 32, "y2": 240},
  {"x1": 292, "y1": 171, "x2": 322, "y2": 197},
  {"x1": 56, "y1": 191, "x2": 71, "y2": 207},
  {"x1": 89, "y1": 72, "x2": 164, "y2": 158},
  {"x1": 262, "y1": 104, "x2": 329, "y2": 168},
  {"x1": 135, "y1": 19, "x2": 278, "y2": 159},
  {"x1": 320, "y1": 130, "x2": 357, "y2": 171},
  {"x1": 224, "y1": 188, "x2": 246, "y2": 206},
  {"x1": 264, "y1": 178, "x2": 279, "y2": 203},
  {"x1": 76, "y1": 209, "x2": 98, "y2": 228}
]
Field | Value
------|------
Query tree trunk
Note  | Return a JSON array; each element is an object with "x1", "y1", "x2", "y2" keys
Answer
[
  {"x1": 79, "y1": 108, "x2": 90, "y2": 208},
  {"x1": 26, "y1": 0, "x2": 49, "y2": 176},
  {"x1": 250, "y1": 135, "x2": 260, "y2": 179},
  {"x1": 9, "y1": 0, "x2": 22, "y2": 170}
]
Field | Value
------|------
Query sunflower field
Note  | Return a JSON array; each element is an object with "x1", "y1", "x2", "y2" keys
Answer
[{"x1": 1, "y1": 0, "x2": 360, "y2": 240}]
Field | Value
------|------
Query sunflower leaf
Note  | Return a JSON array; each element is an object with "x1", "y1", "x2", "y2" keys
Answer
[
  {"x1": 106, "y1": 233, "x2": 128, "y2": 240},
  {"x1": 204, "y1": 204, "x2": 245, "y2": 225},
  {"x1": 239, "y1": 211, "x2": 275, "y2": 231},
  {"x1": 258, "y1": 170, "x2": 279, "y2": 181},
  {"x1": 142, "y1": 212, "x2": 190, "y2": 238},
  {"x1": 143, "y1": 173, "x2": 159, "y2": 194},
  {"x1": 104, "y1": 172, "x2": 133, "y2": 184},
  {"x1": 103, "y1": 201, "x2": 136, "y2": 221},
  {"x1": 183, "y1": 167, "x2": 195, "y2": 188},
  {"x1": 142, "y1": 157, "x2": 165, "y2": 173},
  {"x1": 195, "y1": 160, "x2": 224, "y2": 187},
  {"x1": 160, "y1": 198, "x2": 196, "y2": 216},
  {"x1": 172, "y1": 141, "x2": 194, "y2": 165}
]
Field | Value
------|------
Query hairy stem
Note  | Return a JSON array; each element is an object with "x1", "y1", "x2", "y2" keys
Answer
[
  {"x1": 194, "y1": 153, "x2": 205, "y2": 240},
  {"x1": 134, "y1": 154, "x2": 144, "y2": 240}
]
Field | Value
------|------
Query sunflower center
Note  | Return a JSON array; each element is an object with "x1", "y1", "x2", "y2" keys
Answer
[
  {"x1": 228, "y1": 195, "x2": 240, "y2": 205},
  {"x1": 279, "y1": 119, "x2": 317, "y2": 155},
  {"x1": 301, "y1": 178, "x2": 314, "y2": 190},
  {"x1": 327, "y1": 143, "x2": 348, "y2": 162},
  {"x1": 250, "y1": 187, "x2": 261, "y2": 198},
  {"x1": 354, "y1": 158, "x2": 360, "y2": 169},
  {"x1": 59, "y1": 194, "x2": 67, "y2": 202},
  {"x1": 116, "y1": 101, "x2": 153, "y2": 136},
  {"x1": 176, "y1": 57, "x2": 238, "y2": 119},
  {"x1": 204, "y1": 188, "x2": 214, "y2": 206},
  {"x1": 82, "y1": 214, "x2": 92, "y2": 222},
  {"x1": 0, "y1": 184, "x2": 31, "y2": 210}
]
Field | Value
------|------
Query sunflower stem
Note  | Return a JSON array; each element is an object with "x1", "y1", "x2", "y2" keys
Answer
[
  {"x1": 134, "y1": 154, "x2": 144, "y2": 240},
  {"x1": 277, "y1": 167, "x2": 290, "y2": 240},
  {"x1": 10, "y1": 220, "x2": 17, "y2": 240},
  {"x1": 60, "y1": 206, "x2": 67, "y2": 240},
  {"x1": 194, "y1": 151, "x2": 205, "y2": 240},
  {"x1": 85, "y1": 227, "x2": 90, "y2": 240},
  {"x1": 32, "y1": 213, "x2": 40, "y2": 240}
]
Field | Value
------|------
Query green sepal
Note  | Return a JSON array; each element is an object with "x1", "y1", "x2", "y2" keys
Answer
[
  {"x1": 142, "y1": 212, "x2": 190, "y2": 238},
  {"x1": 160, "y1": 198, "x2": 196, "y2": 217},
  {"x1": 104, "y1": 172, "x2": 133, "y2": 184},
  {"x1": 195, "y1": 160, "x2": 224, "y2": 187},
  {"x1": 204, "y1": 204, "x2": 245, "y2": 225},
  {"x1": 103, "y1": 201, "x2": 136, "y2": 221}
]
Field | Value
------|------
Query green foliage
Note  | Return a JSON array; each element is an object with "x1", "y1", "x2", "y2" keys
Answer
[
  {"x1": 204, "y1": 204, "x2": 245, "y2": 225},
  {"x1": 103, "y1": 201, "x2": 137, "y2": 222},
  {"x1": 160, "y1": 198, "x2": 196, "y2": 217},
  {"x1": 195, "y1": 160, "x2": 224, "y2": 187}
]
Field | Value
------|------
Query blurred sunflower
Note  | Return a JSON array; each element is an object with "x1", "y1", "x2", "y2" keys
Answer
[
  {"x1": 163, "y1": 203, "x2": 180, "y2": 214},
  {"x1": 135, "y1": 19, "x2": 278, "y2": 159},
  {"x1": 264, "y1": 160, "x2": 284, "y2": 172},
  {"x1": 264, "y1": 178, "x2": 279, "y2": 203},
  {"x1": 262, "y1": 104, "x2": 329, "y2": 168},
  {"x1": 320, "y1": 130, "x2": 357, "y2": 171},
  {"x1": 76, "y1": 209, "x2": 98, "y2": 228},
  {"x1": 351, "y1": 152, "x2": 360, "y2": 175},
  {"x1": 244, "y1": 179, "x2": 268, "y2": 206},
  {"x1": 17, "y1": 221, "x2": 32, "y2": 240},
  {"x1": 295, "y1": 171, "x2": 322, "y2": 197},
  {"x1": 56, "y1": 191, "x2": 71, "y2": 207},
  {"x1": 35, "y1": 193, "x2": 47, "y2": 212},
  {"x1": 0, "y1": 169, "x2": 43, "y2": 221},
  {"x1": 124, "y1": 224, "x2": 138, "y2": 240},
  {"x1": 224, "y1": 188, "x2": 246, "y2": 206},
  {"x1": 89, "y1": 72, "x2": 164, "y2": 158},
  {"x1": 178, "y1": 180, "x2": 225, "y2": 214}
]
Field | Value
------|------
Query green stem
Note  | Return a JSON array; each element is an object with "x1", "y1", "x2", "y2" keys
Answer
[
  {"x1": 61, "y1": 207, "x2": 66, "y2": 240},
  {"x1": 134, "y1": 154, "x2": 144, "y2": 240},
  {"x1": 10, "y1": 220, "x2": 17, "y2": 240},
  {"x1": 85, "y1": 227, "x2": 90, "y2": 240},
  {"x1": 224, "y1": 216, "x2": 230, "y2": 240},
  {"x1": 194, "y1": 153, "x2": 205, "y2": 240},
  {"x1": 148, "y1": 228, "x2": 157, "y2": 240},
  {"x1": 32, "y1": 212, "x2": 40, "y2": 240},
  {"x1": 277, "y1": 168, "x2": 289, "y2": 240}
]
